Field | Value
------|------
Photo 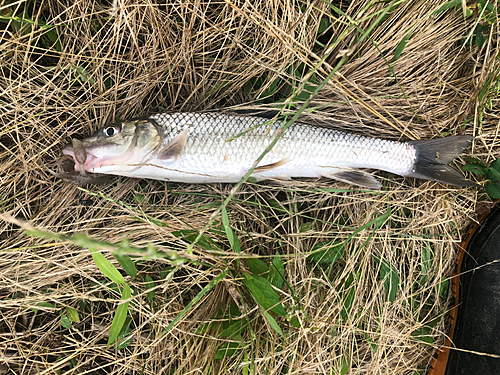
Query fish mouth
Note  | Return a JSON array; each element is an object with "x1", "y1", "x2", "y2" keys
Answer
[{"x1": 62, "y1": 143, "x2": 98, "y2": 172}]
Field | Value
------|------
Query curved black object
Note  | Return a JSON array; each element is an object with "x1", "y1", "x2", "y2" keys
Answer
[{"x1": 445, "y1": 207, "x2": 500, "y2": 374}]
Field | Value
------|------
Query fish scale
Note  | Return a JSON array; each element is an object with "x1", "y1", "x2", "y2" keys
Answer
[
  {"x1": 62, "y1": 112, "x2": 478, "y2": 188},
  {"x1": 149, "y1": 113, "x2": 415, "y2": 182}
]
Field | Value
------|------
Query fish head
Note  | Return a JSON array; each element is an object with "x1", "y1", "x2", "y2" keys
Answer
[{"x1": 63, "y1": 119, "x2": 161, "y2": 174}]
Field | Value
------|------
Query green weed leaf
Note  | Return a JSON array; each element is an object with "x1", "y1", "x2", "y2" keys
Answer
[
  {"x1": 108, "y1": 284, "x2": 131, "y2": 346},
  {"x1": 113, "y1": 253, "x2": 137, "y2": 278},
  {"x1": 411, "y1": 326, "x2": 433, "y2": 344},
  {"x1": 145, "y1": 275, "x2": 156, "y2": 302},
  {"x1": 309, "y1": 240, "x2": 345, "y2": 264},
  {"x1": 374, "y1": 256, "x2": 400, "y2": 303},
  {"x1": 463, "y1": 163, "x2": 489, "y2": 176},
  {"x1": 172, "y1": 230, "x2": 220, "y2": 251},
  {"x1": 486, "y1": 182, "x2": 500, "y2": 199},
  {"x1": 247, "y1": 257, "x2": 269, "y2": 276},
  {"x1": 269, "y1": 253, "x2": 284, "y2": 289},
  {"x1": 61, "y1": 314, "x2": 71, "y2": 329},
  {"x1": 222, "y1": 207, "x2": 241, "y2": 252},
  {"x1": 487, "y1": 159, "x2": 500, "y2": 181},
  {"x1": 243, "y1": 273, "x2": 286, "y2": 316},
  {"x1": 66, "y1": 307, "x2": 80, "y2": 323},
  {"x1": 263, "y1": 311, "x2": 284, "y2": 337},
  {"x1": 393, "y1": 27, "x2": 414, "y2": 62},
  {"x1": 439, "y1": 278, "x2": 450, "y2": 298},
  {"x1": 215, "y1": 341, "x2": 242, "y2": 360},
  {"x1": 89, "y1": 248, "x2": 125, "y2": 284},
  {"x1": 432, "y1": 0, "x2": 461, "y2": 15},
  {"x1": 30, "y1": 302, "x2": 55, "y2": 312}
]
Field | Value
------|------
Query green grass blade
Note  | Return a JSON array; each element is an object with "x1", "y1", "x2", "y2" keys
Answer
[
  {"x1": 393, "y1": 27, "x2": 414, "y2": 62},
  {"x1": 108, "y1": 284, "x2": 131, "y2": 346},
  {"x1": 432, "y1": 0, "x2": 461, "y2": 15},
  {"x1": 222, "y1": 207, "x2": 241, "y2": 253},
  {"x1": 263, "y1": 311, "x2": 284, "y2": 337},
  {"x1": 374, "y1": 256, "x2": 400, "y2": 303},
  {"x1": 89, "y1": 248, "x2": 125, "y2": 284},
  {"x1": 113, "y1": 253, "x2": 137, "y2": 278}
]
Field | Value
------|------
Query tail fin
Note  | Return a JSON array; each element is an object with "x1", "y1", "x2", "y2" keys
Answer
[{"x1": 406, "y1": 136, "x2": 480, "y2": 187}]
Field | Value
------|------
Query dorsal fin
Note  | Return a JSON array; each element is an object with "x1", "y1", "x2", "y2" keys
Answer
[{"x1": 157, "y1": 130, "x2": 188, "y2": 161}]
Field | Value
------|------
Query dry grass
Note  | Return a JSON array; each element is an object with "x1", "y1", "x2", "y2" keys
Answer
[{"x1": 1, "y1": 0, "x2": 499, "y2": 374}]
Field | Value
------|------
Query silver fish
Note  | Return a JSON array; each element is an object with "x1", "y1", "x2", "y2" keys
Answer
[{"x1": 62, "y1": 112, "x2": 478, "y2": 188}]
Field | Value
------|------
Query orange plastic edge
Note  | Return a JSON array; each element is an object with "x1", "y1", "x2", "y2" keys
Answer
[{"x1": 427, "y1": 205, "x2": 496, "y2": 375}]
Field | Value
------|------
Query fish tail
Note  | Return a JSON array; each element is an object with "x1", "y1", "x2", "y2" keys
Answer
[{"x1": 405, "y1": 135, "x2": 480, "y2": 187}]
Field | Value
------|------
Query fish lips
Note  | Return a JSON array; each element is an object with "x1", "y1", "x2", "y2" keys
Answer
[{"x1": 62, "y1": 142, "x2": 97, "y2": 172}]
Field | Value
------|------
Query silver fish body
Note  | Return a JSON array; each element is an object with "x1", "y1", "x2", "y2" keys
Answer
[{"x1": 62, "y1": 113, "x2": 478, "y2": 188}]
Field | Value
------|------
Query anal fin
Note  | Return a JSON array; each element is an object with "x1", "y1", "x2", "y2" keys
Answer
[{"x1": 324, "y1": 169, "x2": 382, "y2": 189}]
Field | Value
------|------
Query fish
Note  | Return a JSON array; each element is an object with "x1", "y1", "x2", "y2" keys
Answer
[{"x1": 62, "y1": 112, "x2": 479, "y2": 189}]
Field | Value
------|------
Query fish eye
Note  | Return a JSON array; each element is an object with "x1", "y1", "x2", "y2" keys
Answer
[{"x1": 104, "y1": 126, "x2": 120, "y2": 137}]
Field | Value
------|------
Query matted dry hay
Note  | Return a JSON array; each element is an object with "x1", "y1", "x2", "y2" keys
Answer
[{"x1": 0, "y1": 0, "x2": 499, "y2": 374}]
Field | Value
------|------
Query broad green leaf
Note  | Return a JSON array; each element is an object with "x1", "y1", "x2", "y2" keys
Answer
[
  {"x1": 215, "y1": 341, "x2": 243, "y2": 360},
  {"x1": 30, "y1": 302, "x2": 55, "y2": 312},
  {"x1": 432, "y1": 0, "x2": 461, "y2": 15},
  {"x1": 161, "y1": 266, "x2": 175, "y2": 279},
  {"x1": 89, "y1": 248, "x2": 125, "y2": 284},
  {"x1": 341, "y1": 360, "x2": 349, "y2": 375},
  {"x1": 246, "y1": 257, "x2": 269, "y2": 276},
  {"x1": 269, "y1": 253, "x2": 284, "y2": 289},
  {"x1": 243, "y1": 273, "x2": 286, "y2": 316},
  {"x1": 488, "y1": 168, "x2": 500, "y2": 182},
  {"x1": 222, "y1": 207, "x2": 241, "y2": 253},
  {"x1": 317, "y1": 16, "x2": 331, "y2": 35},
  {"x1": 411, "y1": 326, "x2": 433, "y2": 344},
  {"x1": 491, "y1": 159, "x2": 500, "y2": 173},
  {"x1": 309, "y1": 240, "x2": 345, "y2": 264},
  {"x1": 263, "y1": 311, "x2": 284, "y2": 337},
  {"x1": 393, "y1": 27, "x2": 414, "y2": 62},
  {"x1": 108, "y1": 284, "x2": 131, "y2": 346},
  {"x1": 463, "y1": 163, "x2": 489, "y2": 176},
  {"x1": 145, "y1": 275, "x2": 155, "y2": 302},
  {"x1": 488, "y1": 159, "x2": 500, "y2": 181},
  {"x1": 439, "y1": 278, "x2": 450, "y2": 298},
  {"x1": 161, "y1": 270, "x2": 228, "y2": 335},
  {"x1": 60, "y1": 314, "x2": 71, "y2": 329},
  {"x1": 340, "y1": 273, "x2": 356, "y2": 321},
  {"x1": 66, "y1": 307, "x2": 80, "y2": 323},
  {"x1": 171, "y1": 230, "x2": 219, "y2": 251},
  {"x1": 113, "y1": 253, "x2": 137, "y2": 278},
  {"x1": 299, "y1": 221, "x2": 316, "y2": 233},
  {"x1": 421, "y1": 245, "x2": 431, "y2": 281},
  {"x1": 219, "y1": 320, "x2": 247, "y2": 338},
  {"x1": 486, "y1": 182, "x2": 500, "y2": 199},
  {"x1": 115, "y1": 317, "x2": 133, "y2": 350}
]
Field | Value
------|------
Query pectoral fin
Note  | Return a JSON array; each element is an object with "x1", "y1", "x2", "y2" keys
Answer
[
  {"x1": 324, "y1": 169, "x2": 382, "y2": 189},
  {"x1": 158, "y1": 129, "x2": 188, "y2": 160}
]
